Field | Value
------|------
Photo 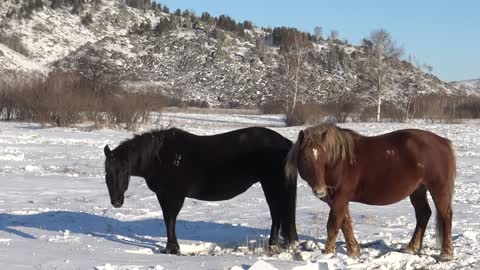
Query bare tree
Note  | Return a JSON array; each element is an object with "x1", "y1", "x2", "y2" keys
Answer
[
  {"x1": 314, "y1": 26, "x2": 323, "y2": 42},
  {"x1": 422, "y1": 64, "x2": 433, "y2": 73},
  {"x1": 329, "y1": 30, "x2": 339, "y2": 42},
  {"x1": 359, "y1": 29, "x2": 403, "y2": 121},
  {"x1": 277, "y1": 31, "x2": 312, "y2": 116},
  {"x1": 76, "y1": 51, "x2": 120, "y2": 97}
]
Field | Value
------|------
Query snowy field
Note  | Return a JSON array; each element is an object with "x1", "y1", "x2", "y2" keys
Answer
[{"x1": 0, "y1": 112, "x2": 479, "y2": 270}]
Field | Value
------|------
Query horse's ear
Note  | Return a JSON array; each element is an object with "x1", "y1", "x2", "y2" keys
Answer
[
  {"x1": 298, "y1": 130, "x2": 304, "y2": 142},
  {"x1": 104, "y1": 145, "x2": 112, "y2": 158}
]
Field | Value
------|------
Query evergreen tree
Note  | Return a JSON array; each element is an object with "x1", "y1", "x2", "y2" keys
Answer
[
  {"x1": 242, "y1": 20, "x2": 253, "y2": 30},
  {"x1": 200, "y1": 11, "x2": 212, "y2": 22},
  {"x1": 182, "y1": 9, "x2": 190, "y2": 17}
]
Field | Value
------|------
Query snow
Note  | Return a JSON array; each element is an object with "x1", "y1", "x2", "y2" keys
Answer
[
  {"x1": 0, "y1": 44, "x2": 46, "y2": 72},
  {"x1": 0, "y1": 112, "x2": 479, "y2": 269},
  {"x1": 0, "y1": 0, "x2": 165, "y2": 74},
  {"x1": 450, "y1": 79, "x2": 480, "y2": 96},
  {"x1": 452, "y1": 79, "x2": 480, "y2": 89}
]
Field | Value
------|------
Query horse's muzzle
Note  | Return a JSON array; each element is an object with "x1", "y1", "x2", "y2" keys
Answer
[
  {"x1": 313, "y1": 187, "x2": 327, "y2": 199},
  {"x1": 112, "y1": 200, "x2": 124, "y2": 208}
]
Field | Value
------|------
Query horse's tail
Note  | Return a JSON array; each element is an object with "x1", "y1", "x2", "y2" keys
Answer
[
  {"x1": 280, "y1": 167, "x2": 298, "y2": 242},
  {"x1": 285, "y1": 131, "x2": 303, "y2": 184},
  {"x1": 436, "y1": 139, "x2": 456, "y2": 246}
]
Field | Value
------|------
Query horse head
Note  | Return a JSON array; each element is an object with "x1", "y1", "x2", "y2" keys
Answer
[
  {"x1": 104, "y1": 145, "x2": 130, "y2": 208},
  {"x1": 286, "y1": 124, "x2": 355, "y2": 199},
  {"x1": 297, "y1": 129, "x2": 329, "y2": 199}
]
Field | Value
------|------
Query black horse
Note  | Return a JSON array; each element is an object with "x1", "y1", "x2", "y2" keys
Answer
[{"x1": 103, "y1": 127, "x2": 298, "y2": 254}]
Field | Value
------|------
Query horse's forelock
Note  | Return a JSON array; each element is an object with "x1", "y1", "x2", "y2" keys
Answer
[{"x1": 304, "y1": 124, "x2": 355, "y2": 165}]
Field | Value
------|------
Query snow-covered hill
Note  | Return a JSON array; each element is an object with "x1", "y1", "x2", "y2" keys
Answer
[
  {"x1": 0, "y1": 0, "x2": 468, "y2": 107},
  {"x1": 450, "y1": 79, "x2": 480, "y2": 96}
]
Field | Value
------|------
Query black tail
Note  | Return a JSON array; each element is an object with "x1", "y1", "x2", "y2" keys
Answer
[{"x1": 280, "y1": 155, "x2": 298, "y2": 243}]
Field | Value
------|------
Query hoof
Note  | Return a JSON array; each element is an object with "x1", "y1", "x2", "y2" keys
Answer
[
  {"x1": 347, "y1": 248, "x2": 360, "y2": 258},
  {"x1": 268, "y1": 244, "x2": 283, "y2": 255},
  {"x1": 162, "y1": 243, "x2": 180, "y2": 254},
  {"x1": 324, "y1": 247, "x2": 336, "y2": 255},
  {"x1": 268, "y1": 238, "x2": 279, "y2": 247},
  {"x1": 402, "y1": 246, "x2": 417, "y2": 255},
  {"x1": 438, "y1": 252, "x2": 454, "y2": 262},
  {"x1": 284, "y1": 240, "x2": 300, "y2": 251}
]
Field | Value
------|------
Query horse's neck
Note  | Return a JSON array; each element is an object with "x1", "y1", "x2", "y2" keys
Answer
[
  {"x1": 325, "y1": 160, "x2": 351, "y2": 186},
  {"x1": 128, "y1": 136, "x2": 158, "y2": 178}
]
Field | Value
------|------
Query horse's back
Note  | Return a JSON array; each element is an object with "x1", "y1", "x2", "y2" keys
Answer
[
  {"x1": 209, "y1": 126, "x2": 292, "y2": 152},
  {"x1": 351, "y1": 129, "x2": 454, "y2": 205},
  {"x1": 177, "y1": 127, "x2": 292, "y2": 201},
  {"x1": 369, "y1": 129, "x2": 452, "y2": 160},
  {"x1": 395, "y1": 129, "x2": 455, "y2": 187},
  {"x1": 381, "y1": 129, "x2": 453, "y2": 168}
]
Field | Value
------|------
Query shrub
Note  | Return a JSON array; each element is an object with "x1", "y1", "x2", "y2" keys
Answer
[
  {"x1": 0, "y1": 71, "x2": 167, "y2": 130},
  {"x1": 81, "y1": 13, "x2": 93, "y2": 26},
  {"x1": 321, "y1": 100, "x2": 358, "y2": 123},
  {"x1": 285, "y1": 103, "x2": 327, "y2": 126},
  {"x1": 154, "y1": 18, "x2": 172, "y2": 35},
  {"x1": 259, "y1": 99, "x2": 285, "y2": 114},
  {"x1": 413, "y1": 94, "x2": 457, "y2": 123},
  {"x1": 102, "y1": 91, "x2": 167, "y2": 130},
  {"x1": 455, "y1": 96, "x2": 480, "y2": 119}
]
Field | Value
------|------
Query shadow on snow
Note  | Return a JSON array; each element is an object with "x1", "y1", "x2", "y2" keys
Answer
[{"x1": 0, "y1": 211, "x2": 298, "y2": 250}]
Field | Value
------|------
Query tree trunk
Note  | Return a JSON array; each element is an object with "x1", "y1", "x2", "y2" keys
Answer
[
  {"x1": 376, "y1": 95, "x2": 382, "y2": 122},
  {"x1": 376, "y1": 77, "x2": 382, "y2": 122}
]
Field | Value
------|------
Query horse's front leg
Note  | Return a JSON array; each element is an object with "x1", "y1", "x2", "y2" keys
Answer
[
  {"x1": 156, "y1": 192, "x2": 185, "y2": 254},
  {"x1": 325, "y1": 198, "x2": 348, "y2": 254},
  {"x1": 340, "y1": 207, "x2": 360, "y2": 257}
]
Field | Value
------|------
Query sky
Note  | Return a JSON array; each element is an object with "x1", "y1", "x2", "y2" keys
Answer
[{"x1": 156, "y1": 0, "x2": 479, "y2": 82}]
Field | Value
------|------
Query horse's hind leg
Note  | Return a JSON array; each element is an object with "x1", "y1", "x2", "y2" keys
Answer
[
  {"x1": 405, "y1": 185, "x2": 431, "y2": 254},
  {"x1": 260, "y1": 180, "x2": 282, "y2": 247},
  {"x1": 156, "y1": 192, "x2": 185, "y2": 254},
  {"x1": 341, "y1": 208, "x2": 360, "y2": 257},
  {"x1": 429, "y1": 186, "x2": 454, "y2": 260}
]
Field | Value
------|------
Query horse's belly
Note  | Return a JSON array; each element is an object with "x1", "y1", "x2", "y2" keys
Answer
[
  {"x1": 355, "y1": 193, "x2": 409, "y2": 205},
  {"x1": 187, "y1": 176, "x2": 256, "y2": 201},
  {"x1": 354, "y1": 181, "x2": 418, "y2": 205}
]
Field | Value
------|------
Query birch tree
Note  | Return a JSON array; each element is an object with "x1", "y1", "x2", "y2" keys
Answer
[
  {"x1": 360, "y1": 29, "x2": 403, "y2": 121},
  {"x1": 314, "y1": 26, "x2": 323, "y2": 42},
  {"x1": 277, "y1": 30, "x2": 311, "y2": 116}
]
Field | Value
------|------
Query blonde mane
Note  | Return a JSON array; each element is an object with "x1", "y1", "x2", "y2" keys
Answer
[
  {"x1": 303, "y1": 123, "x2": 356, "y2": 165},
  {"x1": 285, "y1": 123, "x2": 356, "y2": 182}
]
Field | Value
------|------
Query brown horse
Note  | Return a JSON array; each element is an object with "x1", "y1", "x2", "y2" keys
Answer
[{"x1": 285, "y1": 123, "x2": 456, "y2": 261}]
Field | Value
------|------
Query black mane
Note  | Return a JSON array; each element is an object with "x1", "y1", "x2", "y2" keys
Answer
[{"x1": 111, "y1": 128, "x2": 188, "y2": 172}]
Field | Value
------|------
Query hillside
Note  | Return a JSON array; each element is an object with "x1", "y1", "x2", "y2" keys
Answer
[
  {"x1": 0, "y1": 0, "x2": 464, "y2": 108},
  {"x1": 450, "y1": 79, "x2": 480, "y2": 96}
]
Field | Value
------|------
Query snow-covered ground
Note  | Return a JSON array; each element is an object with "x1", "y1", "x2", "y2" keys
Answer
[{"x1": 0, "y1": 112, "x2": 479, "y2": 270}]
